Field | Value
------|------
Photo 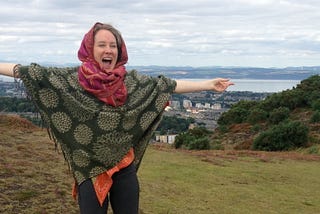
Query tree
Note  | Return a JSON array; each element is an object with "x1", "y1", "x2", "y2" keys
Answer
[
  {"x1": 311, "y1": 99, "x2": 320, "y2": 111},
  {"x1": 253, "y1": 121, "x2": 309, "y2": 151},
  {"x1": 157, "y1": 116, "x2": 195, "y2": 134},
  {"x1": 268, "y1": 107, "x2": 290, "y2": 124},
  {"x1": 247, "y1": 107, "x2": 268, "y2": 124},
  {"x1": 188, "y1": 137, "x2": 210, "y2": 150},
  {"x1": 310, "y1": 111, "x2": 320, "y2": 123},
  {"x1": 174, "y1": 126, "x2": 212, "y2": 150}
]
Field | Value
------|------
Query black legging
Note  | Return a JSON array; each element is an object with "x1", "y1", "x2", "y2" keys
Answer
[{"x1": 78, "y1": 163, "x2": 139, "y2": 214}]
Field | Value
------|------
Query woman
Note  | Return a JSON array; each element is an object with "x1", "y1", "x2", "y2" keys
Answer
[{"x1": 0, "y1": 22, "x2": 233, "y2": 214}]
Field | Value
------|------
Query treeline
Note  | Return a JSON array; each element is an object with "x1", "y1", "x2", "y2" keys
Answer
[
  {"x1": 0, "y1": 97, "x2": 36, "y2": 112},
  {"x1": 217, "y1": 75, "x2": 320, "y2": 151},
  {"x1": 156, "y1": 116, "x2": 195, "y2": 134},
  {"x1": 174, "y1": 126, "x2": 212, "y2": 150}
]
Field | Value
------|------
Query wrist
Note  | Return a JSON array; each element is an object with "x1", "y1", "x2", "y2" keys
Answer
[
  {"x1": 13, "y1": 64, "x2": 21, "y2": 78},
  {"x1": 203, "y1": 80, "x2": 214, "y2": 91}
]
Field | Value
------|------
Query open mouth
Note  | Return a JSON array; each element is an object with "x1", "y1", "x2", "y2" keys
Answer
[{"x1": 102, "y1": 57, "x2": 112, "y2": 65}]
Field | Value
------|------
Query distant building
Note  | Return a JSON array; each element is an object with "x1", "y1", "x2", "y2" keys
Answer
[
  {"x1": 155, "y1": 134, "x2": 177, "y2": 144},
  {"x1": 183, "y1": 99, "x2": 192, "y2": 109},
  {"x1": 204, "y1": 103, "x2": 211, "y2": 109},
  {"x1": 195, "y1": 103, "x2": 203, "y2": 108},
  {"x1": 170, "y1": 100, "x2": 181, "y2": 109},
  {"x1": 211, "y1": 103, "x2": 222, "y2": 110}
]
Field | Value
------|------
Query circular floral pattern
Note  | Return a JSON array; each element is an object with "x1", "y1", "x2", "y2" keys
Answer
[
  {"x1": 74, "y1": 124, "x2": 93, "y2": 145},
  {"x1": 94, "y1": 132, "x2": 133, "y2": 163},
  {"x1": 51, "y1": 112, "x2": 72, "y2": 133},
  {"x1": 73, "y1": 149, "x2": 90, "y2": 168},
  {"x1": 49, "y1": 74, "x2": 68, "y2": 90},
  {"x1": 97, "y1": 112, "x2": 121, "y2": 131},
  {"x1": 39, "y1": 89, "x2": 59, "y2": 108},
  {"x1": 29, "y1": 65, "x2": 44, "y2": 81}
]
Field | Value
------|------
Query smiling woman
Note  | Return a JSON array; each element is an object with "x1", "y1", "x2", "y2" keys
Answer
[
  {"x1": 0, "y1": 22, "x2": 233, "y2": 214},
  {"x1": 94, "y1": 30, "x2": 118, "y2": 70},
  {"x1": 92, "y1": 23, "x2": 123, "y2": 71}
]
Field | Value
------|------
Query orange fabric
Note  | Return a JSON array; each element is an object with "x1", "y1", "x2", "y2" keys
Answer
[{"x1": 72, "y1": 148, "x2": 135, "y2": 206}]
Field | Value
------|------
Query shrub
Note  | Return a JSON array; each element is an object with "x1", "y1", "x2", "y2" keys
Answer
[
  {"x1": 174, "y1": 127, "x2": 212, "y2": 150},
  {"x1": 218, "y1": 100, "x2": 257, "y2": 125},
  {"x1": 307, "y1": 145, "x2": 319, "y2": 155},
  {"x1": 210, "y1": 140, "x2": 224, "y2": 150},
  {"x1": 253, "y1": 121, "x2": 309, "y2": 151},
  {"x1": 217, "y1": 125, "x2": 228, "y2": 133},
  {"x1": 188, "y1": 137, "x2": 210, "y2": 150},
  {"x1": 247, "y1": 108, "x2": 268, "y2": 124},
  {"x1": 310, "y1": 111, "x2": 320, "y2": 123},
  {"x1": 189, "y1": 126, "x2": 212, "y2": 137},
  {"x1": 311, "y1": 99, "x2": 320, "y2": 111},
  {"x1": 250, "y1": 124, "x2": 262, "y2": 133},
  {"x1": 174, "y1": 132, "x2": 193, "y2": 149},
  {"x1": 268, "y1": 107, "x2": 290, "y2": 124},
  {"x1": 218, "y1": 106, "x2": 250, "y2": 125}
]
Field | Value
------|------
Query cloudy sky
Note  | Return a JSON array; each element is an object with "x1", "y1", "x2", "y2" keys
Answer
[{"x1": 1, "y1": 0, "x2": 320, "y2": 68}]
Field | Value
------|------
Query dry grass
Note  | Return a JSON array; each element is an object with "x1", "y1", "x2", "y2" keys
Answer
[{"x1": 0, "y1": 115, "x2": 79, "y2": 214}]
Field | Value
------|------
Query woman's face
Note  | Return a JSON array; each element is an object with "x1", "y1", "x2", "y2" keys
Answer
[{"x1": 93, "y1": 29, "x2": 118, "y2": 73}]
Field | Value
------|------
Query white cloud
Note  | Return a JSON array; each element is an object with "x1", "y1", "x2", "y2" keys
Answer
[{"x1": 0, "y1": 0, "x2": 320, "y2": 67}]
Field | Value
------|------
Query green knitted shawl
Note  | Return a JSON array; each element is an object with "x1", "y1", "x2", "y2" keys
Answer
[{"x1": 18, "y1": 63, "x2": 176, "y2": 184}]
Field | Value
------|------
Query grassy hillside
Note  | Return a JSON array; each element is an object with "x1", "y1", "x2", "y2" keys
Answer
[
  {"x1": 0, "y1": 114, "x2": 78, "y2": 214},
  {"x1": 1, "y1": 114, "x2": 320, "y2": 214}
]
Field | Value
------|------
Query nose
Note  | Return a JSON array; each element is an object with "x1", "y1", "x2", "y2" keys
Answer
[{"x1": 104, "y1": 45, "x2": 112, "y2": 54}]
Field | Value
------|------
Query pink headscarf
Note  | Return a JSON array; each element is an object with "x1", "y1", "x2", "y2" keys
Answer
[{"x1": 78, "y1": 22, "x2": 128, "y2": 107}]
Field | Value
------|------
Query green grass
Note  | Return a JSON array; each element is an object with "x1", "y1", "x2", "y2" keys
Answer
[
  {"x1": 1, "y1": 115, "x2": 320, "y2": 213},
  {"x1": 139, "y1": 147, "x2": 320, "y2": 214}
]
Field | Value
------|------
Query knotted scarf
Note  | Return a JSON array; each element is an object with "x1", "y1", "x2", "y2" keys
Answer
[{"x1": 78, "y1": 22, "x2": 128, "y2": 106}]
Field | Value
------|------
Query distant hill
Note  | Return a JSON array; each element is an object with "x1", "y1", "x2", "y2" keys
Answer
[
  {"x1": 127, "y1": 65, "x2": 320, "y2": 80},
  {"x1": 2, "y1": 63, "x2": 319, "y2": 82}
]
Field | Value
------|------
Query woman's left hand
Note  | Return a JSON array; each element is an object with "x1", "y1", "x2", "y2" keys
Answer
[
  {"x1": 210, "y1": 78, "x2": 234, "y2": 92},
  {"x1": 174, "y1": 78, "x2": 234, "y2": 93}
]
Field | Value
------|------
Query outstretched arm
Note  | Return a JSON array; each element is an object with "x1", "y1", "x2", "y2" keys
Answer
[
  {"x1": 0, "y1": 63, "x2": 19, "y2": 78},
  {"x1": 174, "y1": 78, "x2": 234, "y2": 93}
]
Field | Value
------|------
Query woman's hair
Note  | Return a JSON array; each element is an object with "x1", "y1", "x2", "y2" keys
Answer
[{"x1": 93, "y1": 23, "x2": 123, "y2": 63}]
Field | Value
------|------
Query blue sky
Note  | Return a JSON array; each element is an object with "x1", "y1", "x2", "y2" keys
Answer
[{"x1": 1, "y1": 0, "x2": 320, "y2": 68}]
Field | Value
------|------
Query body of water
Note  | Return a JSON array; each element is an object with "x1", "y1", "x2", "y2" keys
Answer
[
  {"x1": 229, "y1": 79, "x2": 301, "y2": 92},
  {"x1": 180, "y1": 78, "x2": 301, "y2": 93}
]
